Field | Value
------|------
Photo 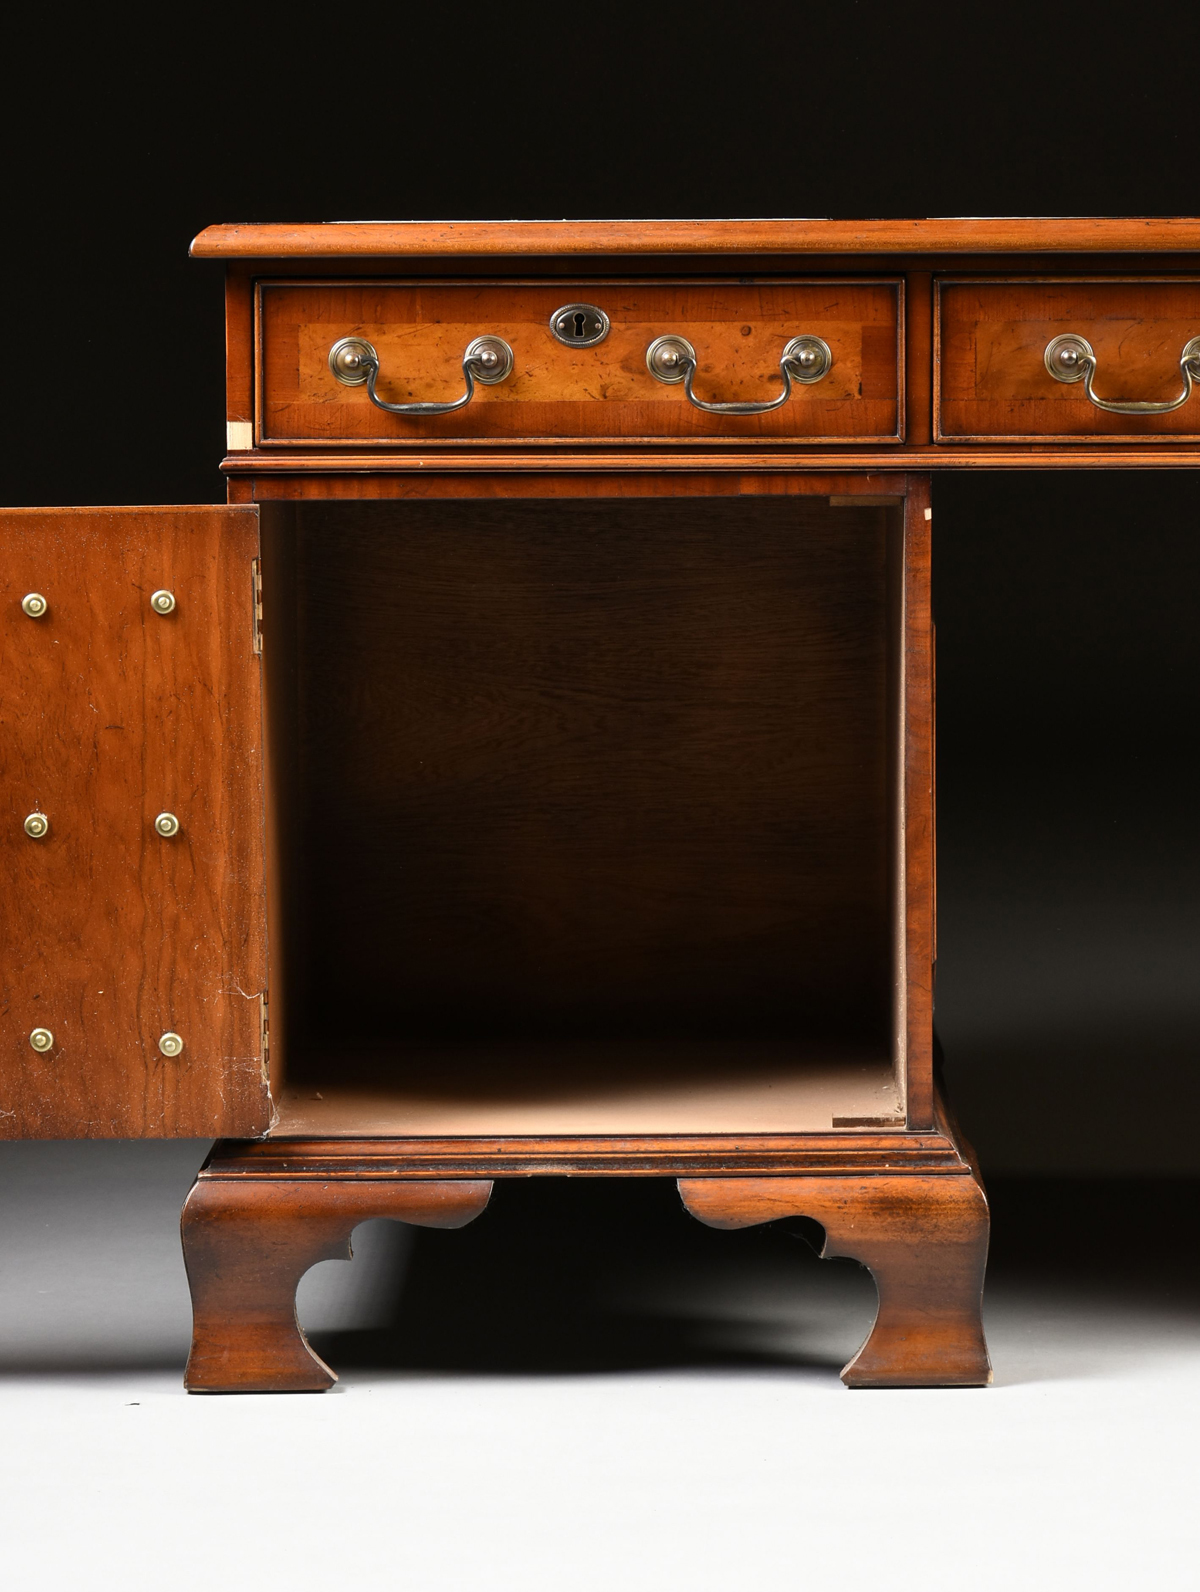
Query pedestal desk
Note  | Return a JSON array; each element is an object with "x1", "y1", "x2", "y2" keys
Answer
[{"x1": 6, "y1": 217, "x2": 1198, "y2": 1390}]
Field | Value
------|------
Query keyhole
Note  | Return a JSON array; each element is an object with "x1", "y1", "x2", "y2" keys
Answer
[{"x1": 573, "y1": 312, "x2": 588, "y2": 338}]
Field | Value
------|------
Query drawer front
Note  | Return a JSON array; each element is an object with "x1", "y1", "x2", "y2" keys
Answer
[
  {"x1": 937, "y1": 279, "x2": 1200, "y2": 441},
  {"x1": 257, "y1": 279, "x2": 902, "y2": 445}
]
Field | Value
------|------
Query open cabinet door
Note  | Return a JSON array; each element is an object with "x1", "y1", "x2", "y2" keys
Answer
[{"x1": 0, "y1": 507, "x2": 269, "y2": 1137}]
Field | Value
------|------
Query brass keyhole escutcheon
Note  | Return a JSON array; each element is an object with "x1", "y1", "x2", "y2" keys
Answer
[{"x1": 549, "y1": 303, "x2": 610, "y2": 347}]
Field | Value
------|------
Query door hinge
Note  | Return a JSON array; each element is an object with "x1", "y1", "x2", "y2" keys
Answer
[
  {"x1": 259, "y1": 993, "x2": 270, "y2": 1084},
  {"x1": 252, "y1": 557, "x2": 263, "y2": 654}
]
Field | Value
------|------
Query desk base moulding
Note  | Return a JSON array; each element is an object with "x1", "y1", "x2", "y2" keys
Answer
[{"x1": 182, "y1": 1090, "x2": 990, "y2": 1393}]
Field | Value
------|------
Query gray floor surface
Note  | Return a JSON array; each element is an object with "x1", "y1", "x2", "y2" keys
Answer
[{"x1": 0, "y1": 1141, "x2": 1196, "y2": 1590}]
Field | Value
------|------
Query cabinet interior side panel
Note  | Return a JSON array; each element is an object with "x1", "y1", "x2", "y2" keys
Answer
[{"x1": 886, "y1": 501, "x2": 908, "y2": 1116}]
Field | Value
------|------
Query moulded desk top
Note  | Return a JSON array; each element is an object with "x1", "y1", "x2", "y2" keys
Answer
[{"x1": 190, "y1": 217, "x2": 1200, "y2": 259}]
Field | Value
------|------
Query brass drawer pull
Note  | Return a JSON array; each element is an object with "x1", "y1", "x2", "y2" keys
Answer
[
  {"x1": 1045, "y1": 333, "x2": 1200, "y2": 415},
  {"x1": 646, "y1": 333, "x2": 833, "y2": 414},
  {"x1": 328, "y1": 334, "x2": 514, "y2": 416}
]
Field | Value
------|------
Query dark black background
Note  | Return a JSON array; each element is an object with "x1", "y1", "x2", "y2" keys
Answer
[{"x1": 2, "y1": 1, "x2": 1197, "y2": 1169}]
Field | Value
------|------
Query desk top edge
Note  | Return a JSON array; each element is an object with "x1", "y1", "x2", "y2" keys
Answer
[{"x1": 191, "y1": 217, "x2": 1200, "y2": 259}]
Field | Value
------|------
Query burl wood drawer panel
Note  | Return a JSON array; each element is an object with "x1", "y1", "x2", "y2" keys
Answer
[
  {"x1": 0, "y1": 508, "x2": 269, "y2": 1138},
  {"x1": 937, "y1": 279, "x2": 1200, "y2": 441},
  {"x1": 257, "y1": 279, "x2": 903, "y2": 445}
]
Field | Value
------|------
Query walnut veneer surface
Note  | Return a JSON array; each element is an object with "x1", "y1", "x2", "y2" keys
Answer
[{"x1": 258, "y1": 279, "x2": 902, "y2": 446}]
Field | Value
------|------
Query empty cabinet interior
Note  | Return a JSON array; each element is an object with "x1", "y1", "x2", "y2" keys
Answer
[{"x1": 258, "y1": 491, "x2": 909, "y2": 1135}]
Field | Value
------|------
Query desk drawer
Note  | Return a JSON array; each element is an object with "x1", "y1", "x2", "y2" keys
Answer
[
  {"x1": 937, "y1": 279, "x2": 1200, "y2": 441},
  {"x1": 257, "y1": 279, "x2": 902, "y2": 446}
]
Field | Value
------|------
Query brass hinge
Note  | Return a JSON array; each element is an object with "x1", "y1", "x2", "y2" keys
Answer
[
  {"x1": 251, "y1": 557, "x2": 263, "y2": 654},
  {"x1": 259, "y1": 992, "x2": 269, "y2": 1084}
]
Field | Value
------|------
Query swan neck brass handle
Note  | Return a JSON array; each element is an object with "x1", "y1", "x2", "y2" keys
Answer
[
  {"x1": 1045, "y1": 333, "x2": 1200, "y2": 415},
  {"x1": 645, "y1": 334, "x2": 833, "y2": 414},
  {"x1": 328, "y1": 334, "x2": 515, "y2": 415}
]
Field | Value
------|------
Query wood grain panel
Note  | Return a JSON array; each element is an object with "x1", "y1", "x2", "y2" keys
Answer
[
  {"x1": 0, "y1": 507, "x2": 269, "y2": 1137},
  {"x1": 258, "y1": 280, "x2": 902, "y2": 445},
  {"x1": 905, "y1": 272, "x2": 933, "y2": 447},
  {"x1": 191, "y1": 218, "x2": 1200, "y2": 259},
  {"x1": 246, "y1": 470, "x2": 912, "y2": 501},
  {"x1": 201, "y1": 1114, "x2": 972, "y2": 1175},
  {"x1": 937, "y1": 279, "x2": 1200, "y2": 440},
  {"x1": 271, "y1": 1044, "x2": 902, "y2": 1136},
  {"x1": 183, "y1": 1174, "x2": 493, "y2": 1391},
  {"x1": 225, "y1": 271, "x2": 254, "y2": 429},
  {"x1": 225, "y1": 450, "x2": 1200, "y2": 488},
  {"x1": 276, "y1": 496, "x2": 897, "y2": 1125},
  {"x1": 678, "y1": 1170, "x2": 991, "y2": 1387},
  {"x1": 901, "y1": 483, "x2": 934, "y2": 1127}
]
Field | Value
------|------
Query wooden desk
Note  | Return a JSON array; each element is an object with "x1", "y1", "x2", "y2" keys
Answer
[{"x1": 7, "y1": 218, "x2": 1198, "y2": 1390}]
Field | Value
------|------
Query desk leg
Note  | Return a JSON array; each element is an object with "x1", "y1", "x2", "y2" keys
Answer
[
  {"x1": 181, "y1": 1173, "x2": 492, "y2": 1392},
  {"x1": 677, "y1": 1171, "x2": 991, "y2": 1387}
]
